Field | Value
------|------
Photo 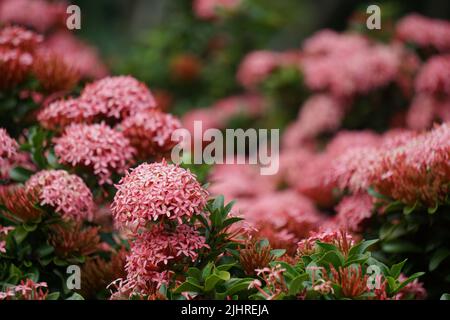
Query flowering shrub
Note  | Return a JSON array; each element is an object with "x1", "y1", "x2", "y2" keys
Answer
[{"x1": 1, "y1": 1, "x2": 449, "y2": 301}]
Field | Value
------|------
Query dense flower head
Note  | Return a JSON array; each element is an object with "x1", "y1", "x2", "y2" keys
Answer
[
  {"x1": 0, "y1": 128, "x2": 18, "y2": 160},
  {"x1": 237, "y1": 50, "x2": 282, "y2": 89},
  {"x1": 370, "y1": 122, "x2": 450, "y2": 206},
  {"x1": 193, "y1": 0, "x2": 241, "y2": 20},
  {"x1": 395, "y1": 14, "x2": 450, "y2": 52},
  {"x1": 38, "y1": 98, "x2": 99, "y2": 130},
  {"x1": 297, "y1": 229, "x2": 355, "y2": 257},
  {"x1": 0, "y1": 185, "x2": 42, "y2": 223},
  {"x1": 303, "y1": 30, "x2": 369, "y2": 56},
  {"x1": 334, "y1": 193, "x2": 374, "y2": 232},
  {"x1": 0, "y1": 48, "x2": 33, "y2": 89},
  {"x1": 119, "y1": 224, "x2": 208, "y2": 297},
  {"x1": 54, "y1": 123, "x2": 136, "y2": 185},
  {"x1": 0, "y1": 279, "x2": 48, "y2": 300},
  {"x1": 0, "y1": 0, "x2": 66, "y2": 33},
  {"x1": 0, "y1": 225, "x2": 14, "y2": 254},
  {"x1": 394, "y1": 274, "x2": 427, "y2": 300},
  {"x1": 45, "y1": 31, "x2": 108, "y2": 79},
  {"x1": 288, "y1": 94, "x2": 344, "y2": 143},
  {"x1": 25, "y1": 170, "x2": 95, "y2": 221},
  {"x1": 112, "y1": 161, "x2": 209, "y2": 230},
  {"x1": 415, "y1": 54, "x2": 450, "y2": 98},
  {"x1": 32, "y1": 49, "x2": 80, "y2": 93},
  {"x1": 0, "y1": 25, "x2": 42, "y2": 52},
  {"x1": 301, "y1": 31, "x2": 400, "y2": 97},
  {"x1": 80, "y1": 76, "x2": 157, "y2": 120},
  {"x1": 118, "y1": 110, "x2": 182, "y2": 158},
  {"x1": 209, "y1": 163, "x2": 276, "y2": 204},
  {"x1": 49, "y1": 223, "x2": 101, "y2": 258},
  {"x1": 243, "y1": 191, "x2": 323, "y2": 253}
]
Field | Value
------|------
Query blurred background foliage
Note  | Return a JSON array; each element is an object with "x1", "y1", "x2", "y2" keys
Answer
[{"x1": 73, "y1": 0, "x2": 450, "y2": 116}]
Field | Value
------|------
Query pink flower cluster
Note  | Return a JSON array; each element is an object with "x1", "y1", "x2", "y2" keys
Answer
[
  {"x1": 283, "y1": 94, "x2": 344, "y2": 143},
  {"x1": 111, "y1": 161, "x2": 209, "y2": 298},
  {"x1": 0, "y1": 0, "x2": 66, "y2": 32},
  {"x1": 123, "y1": 224, "x2": 208, "y2": 293},
  {"x1": 38, "y1": 75, "x2": 160, "y2": 130},
  {"x1": 25, "y1": 170, "x2": 95, "y2": 221},
  {"x1": 334, "y1": 194, "x2": 374, "y2": 233},
  {"x1": 396, "y1": 14, "x2": 450, "y2": 52},
  {"x1": 331, "y1": 123, "x2": 450, "y2": 207},
  {"x1": 301, "y1": 30, "x2": 401, "y2": 97},
  {"x1": 0, "y1": 279, "x2": 48, "y2": 300},
  {"x1": 54, "y1": 123, "x2": 136, "y2": 185},
  {"x1": 0, "y1": 225, "x2": 14, "y2": 254},
  {"x1": 112, "y1": 161, "x2": 209, "y2": 230},
  {"x1": 0, "y1": 128, "x2": 20, "y2": 180},
  {"x1": 118, "y1": 110, "x2": 182, "y2": 158},
  {"x1": 0, "y1": 128, "x2": 18, "y2": 160},
  {"x1": 193, "y1": 0, "x2": 241, "y2": 20},
  {"x1": 406, "y1": 54, "x2": 450, "y2": 129},
  {"x1": 80, "y1": 75, "x2": 157, "y2": 120},
  {"x1": 0, "y1": 26, "x2": 41, "y2": 89}
]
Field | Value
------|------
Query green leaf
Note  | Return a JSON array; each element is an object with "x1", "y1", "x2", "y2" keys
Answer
[
  {"x1": 212, "y1": 195, "x2": 224, "y2": 211},
  {"x1": 440, "y1": 293, "x2": 450, "y2": 300},
  {"x1": 202, "y1": 262, "x2": 214, "y2": 279},
  {"x1": 382, "y1": 241, "x2": 421, "y2": 253},
  {"x1": 9, "y1": 167, "x2": 33, "y2": 183},
  {"x1": 46, "y1": 292, "x2": 60, "y2": 300},
  {"x1": 393, "y1": 272, "x2": 425, "y2": 294},
  {"x1": 367, "y1": 187, "x2": 390, "y2": 200},
  {"x1": 204, "y1": 271, "x2": 230, "y2": 292},
  {"x1": 288, "y1": 274, "x2": 308, "y2": 296},
  {"x1": 429, "y1": 249, "x2": 450, "y2": 271},
  {"x1": 390, "y1": 259, "x2": 407, "y2": 278},
  {"x1": 427, "y1": 202, "x2": 439, "y2": 214},
  {"x1": 186, "y1": 267, "x2": 202, "y2": 280},
  {"x1": 403, "y1": 201, "x2": 418, "y2": 215},
  {"x1": 348, "y1": 239, "x2": 379, "y2": 256},
  {"x1": 316, "y1": 241, "x2": 339, "y2": 252},
  {"x1": 66, "y1": 293, "x2": 84, "y2": 300},
  {"x1": 173, "y1": 281, "x2": 204, "y2": 294},
  {"x1": 271, "y1": 249, "x2": 286, "y2": 258},
  {"x1": 37, "y1": 244, "x2": 54, "y2": 258},
  {"x1": 13, "y1": 225, "x2": 29, "y2": 244},
  {"x1": 23, "y1": 223, "x2": 38, "y2": 232},
  {"x1": 316, "y1": 250, "x2": 344, "y2": 268},
  {"x1": 216, "y1": 262, "x2": 237, "y2": 271}
]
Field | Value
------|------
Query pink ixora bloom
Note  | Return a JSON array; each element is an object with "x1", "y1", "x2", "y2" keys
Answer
[
  {"x1": 193, "y1": 0, "x2": 241, "y2": 20},
  {"x1": 395, "y1": 14, "x2": 450, "y2": 53},
  {"x1": 0, "y1": 25, "x2": 42, "y2": 52},
  {"x1": 301, "y1": 31, "x2": 400, "y2": 97},
  {"x1": 237, "y1": 50, "x2": 281, "y2": 89},
  {"x1": 25, "y1": 170, "x2": 95, "y2": 221},
  {"x1": 80, "y1": 76, "x2": 157, "y2": 120},
  {"x1": 297, "y1": 229, "x2": 355, "y2": 257},
  {"x1": 44, "y1": 31, "x2": 108, "y2": 79},
  {"x1": 54, "y1": 123, "x2": 135, "y2": 185},
  {"x1": 415, "y1": 54, "x2": 450, "y2": 98},
  {"x1": 0, "y1": 128, "x2": 18, "y2": 160},
  {"x1": 287, "y1": 94, "x2": 344, "y2": 143},
  {"x1": 334, "y1": 193, "x2": 374, "y2": 233},
  {"x1": 0, "y1": 279, "x2": 48, "y2": 300},
  {"x1": 370, "y1": 122, "x2": 450, "y2": 206},
  {"x1": 0, "y1": 0, "x2": 66, "y2": 33},
  {"x1": 118, "y1": 110, "x2": 182, "y2": 158},
  {"x1": 0, "y1": 48, "x2": 33, "y2": 89},
  {"x1": 243, "y1": 190, "x2": 323, "y2": 253},
  {"x1": 37, "y1": 98, "x2": 100, "y2": 130},
  {"x1": 0, "y1": 225, "x2": 14, "y2": 254},
  {"x1": 111, "y1": 161, "x2": 208, "y2": 230}
]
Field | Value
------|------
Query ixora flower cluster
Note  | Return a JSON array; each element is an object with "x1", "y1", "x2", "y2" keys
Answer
[{"x1": 1, "y1": 2, "x2": 449, "y2": 301}]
